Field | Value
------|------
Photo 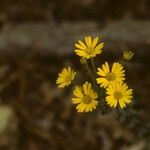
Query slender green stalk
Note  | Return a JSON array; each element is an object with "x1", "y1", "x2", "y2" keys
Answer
[
  {"x1": 90, "y1": 58, "x2": 97, "y2": 77},
  {"x1": 84, "y1": 61, "x2": 98, "y2": 91},
  {"x1": 84, "y1": 62, "x2": 92, "y2": 77}
]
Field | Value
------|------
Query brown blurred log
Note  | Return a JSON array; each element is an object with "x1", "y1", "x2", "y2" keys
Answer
[{"x1": 0, "y1": 19, "x2": 149, "y2": 58}]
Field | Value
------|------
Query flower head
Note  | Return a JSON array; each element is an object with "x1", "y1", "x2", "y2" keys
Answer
[
  {"x1": 56, "y1": 67, "x2": 76, "y2": 88},
  {"x1": 123, "y1": 50, "x2": 134, "y2": 61},
  {"x1": 72, "y1": 82, "x2": 98, "y2": 112},
  {"x1": 74, "y1": 36, "x2": 104, "y2": 59},
  {"x1": 106, "y1": 83, "x2": 133, "y2": 108},
  {"x1": 96, "y1": 62, "x2": 125, "y2": 88}
]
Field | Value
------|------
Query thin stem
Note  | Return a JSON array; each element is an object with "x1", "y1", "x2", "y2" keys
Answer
[
  {"x1": 84, "y1": 61, "x2": 97, "y2": 91},
  {"x1": 84, "y1": 62, "x2": 92, "y2": 77},
  {"x1": 84, "y1": 59, "x2": 100, "y2": 92},
  {"x1": 90, "y1": 58, "x2": 104, "y2": 96},
  {"x1": 90, "y1": 58, "x2": 97, "y2": 77}
]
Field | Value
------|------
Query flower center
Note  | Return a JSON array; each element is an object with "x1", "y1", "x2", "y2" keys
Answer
[
  {"x1": 65, "y1": 75, "x2": 72, "y2": 82},
  {"x1": 82, "y1": 95, "x2": 92, "y2": 104},
  {"x1": 106, "y1": 72, "x2": 116, "y2": 81},
  {"x1": 114, "y1": 91, "x2": 122, "y2": 100},
  {"x1": 86, "y1": 47, "x2": 93, "y2": 55}
]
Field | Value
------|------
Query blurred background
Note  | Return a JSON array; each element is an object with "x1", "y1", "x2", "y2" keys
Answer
[{"x1": 0, "y1": 0, "x2": 149, "y2": 149}]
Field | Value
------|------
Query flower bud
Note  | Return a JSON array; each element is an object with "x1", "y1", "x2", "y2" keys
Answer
[{"x1": 123, "y1": 50, "x2": 134, "y2": 61}]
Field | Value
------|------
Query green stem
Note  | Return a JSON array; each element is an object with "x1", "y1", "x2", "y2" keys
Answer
[
  {"x1": 84, "y1": 62, "x2": 91, "y2": 77},
  {"x1": 84, "y1": 61, "x2": 97, "y2": 91},
  {"x1": 90, "y1": 58, "x2": 97, "y2": 77}
]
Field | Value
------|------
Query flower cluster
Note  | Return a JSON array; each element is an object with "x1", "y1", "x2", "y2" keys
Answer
[{"x1": 56, "y1": 36, "x2": 134, "y2": 113}]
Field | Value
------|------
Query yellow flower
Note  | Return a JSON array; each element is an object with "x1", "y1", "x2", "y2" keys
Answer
[
  {"x1": 106, "y1": 83, "x2": 133, "y2": 108},
  {"x1": 123, "y1": 50, "x2": 134, "y2": 61},
  {"x1": 97, "y1": 62, "x2": 125, "y2": 88},
  {"x1": 56, "y1": 67, "x2": 76, "y2": 88},
  {"x1": 72, "y1": 82, "x2": 98, "y2": 112},
  {"x1": 74, "y1": 36, "x2": 104, "y2": 59}
]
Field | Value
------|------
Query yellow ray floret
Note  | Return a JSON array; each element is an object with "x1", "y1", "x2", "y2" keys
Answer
[
  {"x1": 56, "y1": 67, "x2": 76, "y2": 88},
  {"x1": 72, "y1": 82, "x2": 98, "y2": 112},
  {"x1": 74, "y1": 36, "x2": 104, "y2": 59},
  {"x1": 96, "y1": 62, "x2": 125, "y2": 88},
  {"x1": 123, "y1": 50, "x2": 134, "y2": 61},
  {"x1": 106, "y1": 83, "x2": 133, "y2": 108}
]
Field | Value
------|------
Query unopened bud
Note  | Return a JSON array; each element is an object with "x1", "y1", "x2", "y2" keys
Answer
[{"x1": 123, "y1": 50, "x2": 134, "y2": 61}]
